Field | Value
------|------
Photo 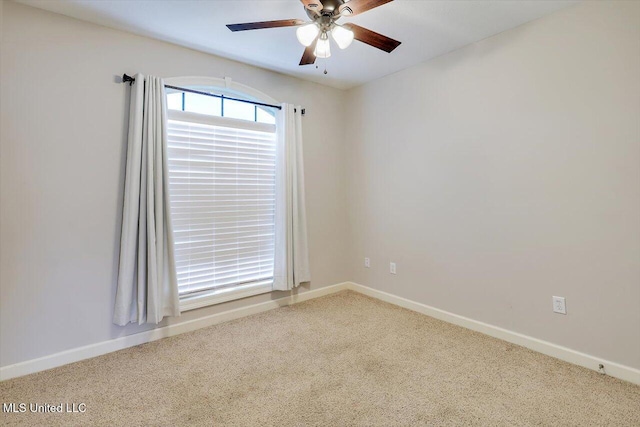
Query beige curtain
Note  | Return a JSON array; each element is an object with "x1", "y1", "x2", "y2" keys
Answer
[
  {"x1": 113, "y1": 74, "x2": 180, "y2": 325},
  {"x1": 273, "y1": 104, "x2": 311, "y2": 291}
]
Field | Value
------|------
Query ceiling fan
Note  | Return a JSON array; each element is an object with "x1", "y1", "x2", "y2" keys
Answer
[{"x1": 226, "y1": 0, "x2": 401, "y2": 66}]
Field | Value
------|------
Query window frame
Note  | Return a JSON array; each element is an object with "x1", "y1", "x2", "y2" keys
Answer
[
  {"x1": 164, "y1": 77, "x2": 280, "y2": 312},
  {"x1": 164, "y1": 76, "x2": 279, "y2": 111}
]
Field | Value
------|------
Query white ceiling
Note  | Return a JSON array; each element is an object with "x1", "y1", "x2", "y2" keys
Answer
[{"x1": 17, "y1": 0, "x2": 578, "y2": 89}]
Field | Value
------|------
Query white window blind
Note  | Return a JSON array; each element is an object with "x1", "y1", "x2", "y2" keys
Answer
[{"x1": 167, "y1": 110, "x2": 276, "y2": 297}]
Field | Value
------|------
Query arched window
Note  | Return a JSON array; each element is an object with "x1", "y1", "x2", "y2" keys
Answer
[
  {"x1": 166, "y1": 83, "x2": 276, "y2": 124},
  {"x1": 165, "y1": 77, "x2": 279, "y2": 311}
]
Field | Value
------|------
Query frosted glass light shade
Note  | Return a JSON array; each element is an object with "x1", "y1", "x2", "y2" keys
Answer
[
  {"x1": 331, "y1": 25, "x2": 354, "y2": 49},
  {"x1": 296, "y1": 23, "x2": 319, "y2": 47},
  {"x1": 314, "y1": 35, "x2": 331, "y2": 58}
]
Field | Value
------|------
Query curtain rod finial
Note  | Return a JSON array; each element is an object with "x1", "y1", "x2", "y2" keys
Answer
[{"x1": 122, "y1": 74, "x2": 135, "y2": 86}]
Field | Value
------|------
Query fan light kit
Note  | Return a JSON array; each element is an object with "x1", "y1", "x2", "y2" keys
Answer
[
  {"x1": 331, "y1": 25, "x2": 355, "y2": 49},
  {"x1": 314, "y1": 32, "x2": 332, "y2": 58},
  {"x1": 296, "y1": 23, "x2": 320, "y2": 47},
  {"x1": 227, "y1": 0, "x2": 401, "y2": 67}
]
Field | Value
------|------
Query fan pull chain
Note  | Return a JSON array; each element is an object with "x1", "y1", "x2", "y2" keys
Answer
[{"x1": 315, "y1": 57, "x2": 328, "y2": 75}]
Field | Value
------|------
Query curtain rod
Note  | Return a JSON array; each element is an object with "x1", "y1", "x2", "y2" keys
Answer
[{"x1": 122, "y1": 74, "x2": 305, "y2": 115}]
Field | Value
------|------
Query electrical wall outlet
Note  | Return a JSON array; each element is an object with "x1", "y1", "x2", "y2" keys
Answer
[
  {"x1": 552, "y1": 296, "x2": 566, "y2": 315},
  {"x1": 364, "y1": 257, "x2": 370, "y2": 268},
  {"x1": 390, "y1": 262, "x2": 397, "y2": 274}
]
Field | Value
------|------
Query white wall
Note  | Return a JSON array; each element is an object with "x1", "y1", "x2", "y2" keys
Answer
[
  {"x1": 346, "y1": 1, "x2": 640, "y2": 369},
  {"x1": 0, "y1": 1, "x2": 350, "y2": 367}
]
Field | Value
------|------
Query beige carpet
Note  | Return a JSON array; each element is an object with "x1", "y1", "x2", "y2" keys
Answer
[{"x1": 1, "y1": 291, "x2": 639, "y2": 426}]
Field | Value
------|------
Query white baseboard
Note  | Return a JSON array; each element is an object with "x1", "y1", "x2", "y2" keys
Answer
[
  {"x1": 3, "y1": 281, "x2": 638, "y2": 386},
  {"x1": 0, "y1": 282, "x2": 350, "y2": 381},
  {"x1": 346, "y1": 282, "x2": 640, "y2": 385}
]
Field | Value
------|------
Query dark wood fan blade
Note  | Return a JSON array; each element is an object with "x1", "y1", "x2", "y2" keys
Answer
[
  {"x1": 339, "y1": 0, "x2": 393, "y2": 16},
  {"x1": 300, "y1": 0, "x2": 323, "y2": 12},
  {"x1": 226, "y1": 19, "x2": 304, "y2": 32},
  {"x1": 343, "y1": 23, "x2": 401, "y2": 53},
  {"x1": 299, "y1": 38, "x2": 318, "y2": 65}
]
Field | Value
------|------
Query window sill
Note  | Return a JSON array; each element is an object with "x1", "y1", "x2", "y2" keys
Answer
[{"x1": 179, "y1": 280, "x2": 273, "y2": 312}]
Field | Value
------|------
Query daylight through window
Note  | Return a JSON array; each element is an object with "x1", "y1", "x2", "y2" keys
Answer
[{"x1": 166, "y1": 87, "x2": 277, "y2": 304}]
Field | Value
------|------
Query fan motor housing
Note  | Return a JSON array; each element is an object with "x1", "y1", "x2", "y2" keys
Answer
[{"x1": 305, "y1": 0, "x2": 347, "y2": 20}]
